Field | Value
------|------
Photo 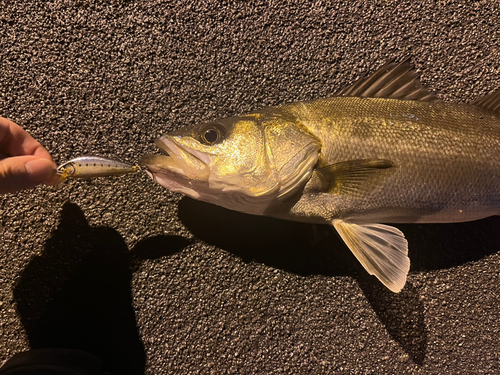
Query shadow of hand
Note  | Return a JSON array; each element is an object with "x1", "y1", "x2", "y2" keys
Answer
[{"x1": 14, "y1": 202, "x2": 190, "y2": 375}]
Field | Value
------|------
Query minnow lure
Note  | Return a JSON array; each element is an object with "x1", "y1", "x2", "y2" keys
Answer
[{"x1": 56, "y1": 156, "x2": 138, "y2": 183}]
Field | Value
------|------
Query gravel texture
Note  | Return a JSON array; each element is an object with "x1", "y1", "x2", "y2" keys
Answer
[{"x1": 1, "y1": 1, "x2": 499, "y2": 374}]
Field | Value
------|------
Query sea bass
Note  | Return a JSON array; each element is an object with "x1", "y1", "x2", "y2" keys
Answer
[{"x1": 140, "y1": 61, "x2": 500, "y2": 292}]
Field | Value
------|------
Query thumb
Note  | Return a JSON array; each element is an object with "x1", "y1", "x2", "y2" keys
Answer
[{"x1": 0, "y1": 156, "x2": 57, "y2": 194}]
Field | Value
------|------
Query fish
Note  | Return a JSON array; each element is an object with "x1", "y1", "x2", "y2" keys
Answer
[
  {"x1": 56, "y1": 156, "x2": 138, "y2": 184},
  {"x1": 140, "y1": 60, "x2": 500, "y2": 292}
]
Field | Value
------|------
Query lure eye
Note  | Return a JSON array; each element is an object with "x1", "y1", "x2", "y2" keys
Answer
[
  {"x1": 200, "y1": 123, "x2": 225, "y2": 145},
  {"x1": 56, "y1": 162, "x2": 76, "y2": 176}
]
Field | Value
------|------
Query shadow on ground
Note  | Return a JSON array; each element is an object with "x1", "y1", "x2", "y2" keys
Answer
[
  {"x1": 14, "y1": 199, "x2": 498, "y2": 370},
  {"x1": 178, "y1": 196, "x2": 500, "y2": 364},
  {"x1": 356, "y1": 277, "x2": 427, "y2": 364},
  {"x1": 14, "y1": 202, "x2": 190, "y2": 375},
  {"x1": 178, "y1": 197, "x2": 499, "y2": 275}
]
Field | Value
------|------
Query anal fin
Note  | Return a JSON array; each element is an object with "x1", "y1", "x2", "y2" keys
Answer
[{"x1": 333, "y1": 220, "x2": 410, "y2": 293}]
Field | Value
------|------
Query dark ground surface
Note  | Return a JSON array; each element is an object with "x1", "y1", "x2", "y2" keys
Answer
[{"x1": 1, "y1": 1, "x2": 499, "y2": 374}]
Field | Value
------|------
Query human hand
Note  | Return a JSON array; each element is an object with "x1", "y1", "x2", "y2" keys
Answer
[{"x1": 0, "y1": 116, "x2": 59, "y2": 194}]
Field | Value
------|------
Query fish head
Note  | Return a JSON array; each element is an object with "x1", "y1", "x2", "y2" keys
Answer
[{"x1": 141, "y1": 112, "x2": 321, "y2": 214}]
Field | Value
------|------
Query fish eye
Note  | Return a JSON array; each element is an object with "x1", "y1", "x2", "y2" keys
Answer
[
  {"x1": 203, "y1": 129, "x2": 219, "y2": 144},
  {"x1": 200, "y1": 123, "x2": 225, "y2": 145}
]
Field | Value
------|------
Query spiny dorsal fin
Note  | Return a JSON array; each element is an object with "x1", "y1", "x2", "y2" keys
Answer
[
  {"x1": 471, "y1": 87, "x2": 500, "y2": 113},
  {"x1": 337, "y1": 60, "x2": 440, "y2": 102},
  {"x1": 315, "y1": 159, "x2": 397, "y2": 197}
]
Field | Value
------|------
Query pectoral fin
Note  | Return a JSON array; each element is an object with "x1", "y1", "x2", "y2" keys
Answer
[
  {"x1": 315, "y1": 159, "x2": 396, "y2": 197},
  {"x1": 333, "y1": 220, "x2": 409, "y2": 293}
]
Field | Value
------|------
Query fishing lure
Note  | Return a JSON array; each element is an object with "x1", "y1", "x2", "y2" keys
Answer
[{"x1": 56, "y1": 156, "x2": 138, "y2": 183}]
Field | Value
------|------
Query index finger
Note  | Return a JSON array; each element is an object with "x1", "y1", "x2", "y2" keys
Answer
[{"x1": 0, "y1": 116, "x2": 55, "y2": 163}]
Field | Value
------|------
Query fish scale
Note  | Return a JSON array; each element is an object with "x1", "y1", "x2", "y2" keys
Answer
[{"x1": 279, "y1": 96, "x2": 500, "y2": 224}]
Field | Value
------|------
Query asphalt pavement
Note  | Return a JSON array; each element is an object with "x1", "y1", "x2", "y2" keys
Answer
[{"x1": 1, "y1": 1, "x2": 499, "y2": 374}]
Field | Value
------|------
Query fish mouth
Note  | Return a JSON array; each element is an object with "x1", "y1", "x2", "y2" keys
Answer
[
  {"x1": 155, "y1": 138, "x2": 171, "y2": 155},
  {"x1": 140, "y1": 136, "x2": 210, "y2": 181}
]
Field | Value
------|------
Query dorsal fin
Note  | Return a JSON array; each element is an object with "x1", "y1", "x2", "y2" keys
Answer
[
  {"x1": 471, "y1": 87, "x2": 500, "y2": 113},
  {"x1": 337, "y1": 60, "x2": 440, "y2": 102}
]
